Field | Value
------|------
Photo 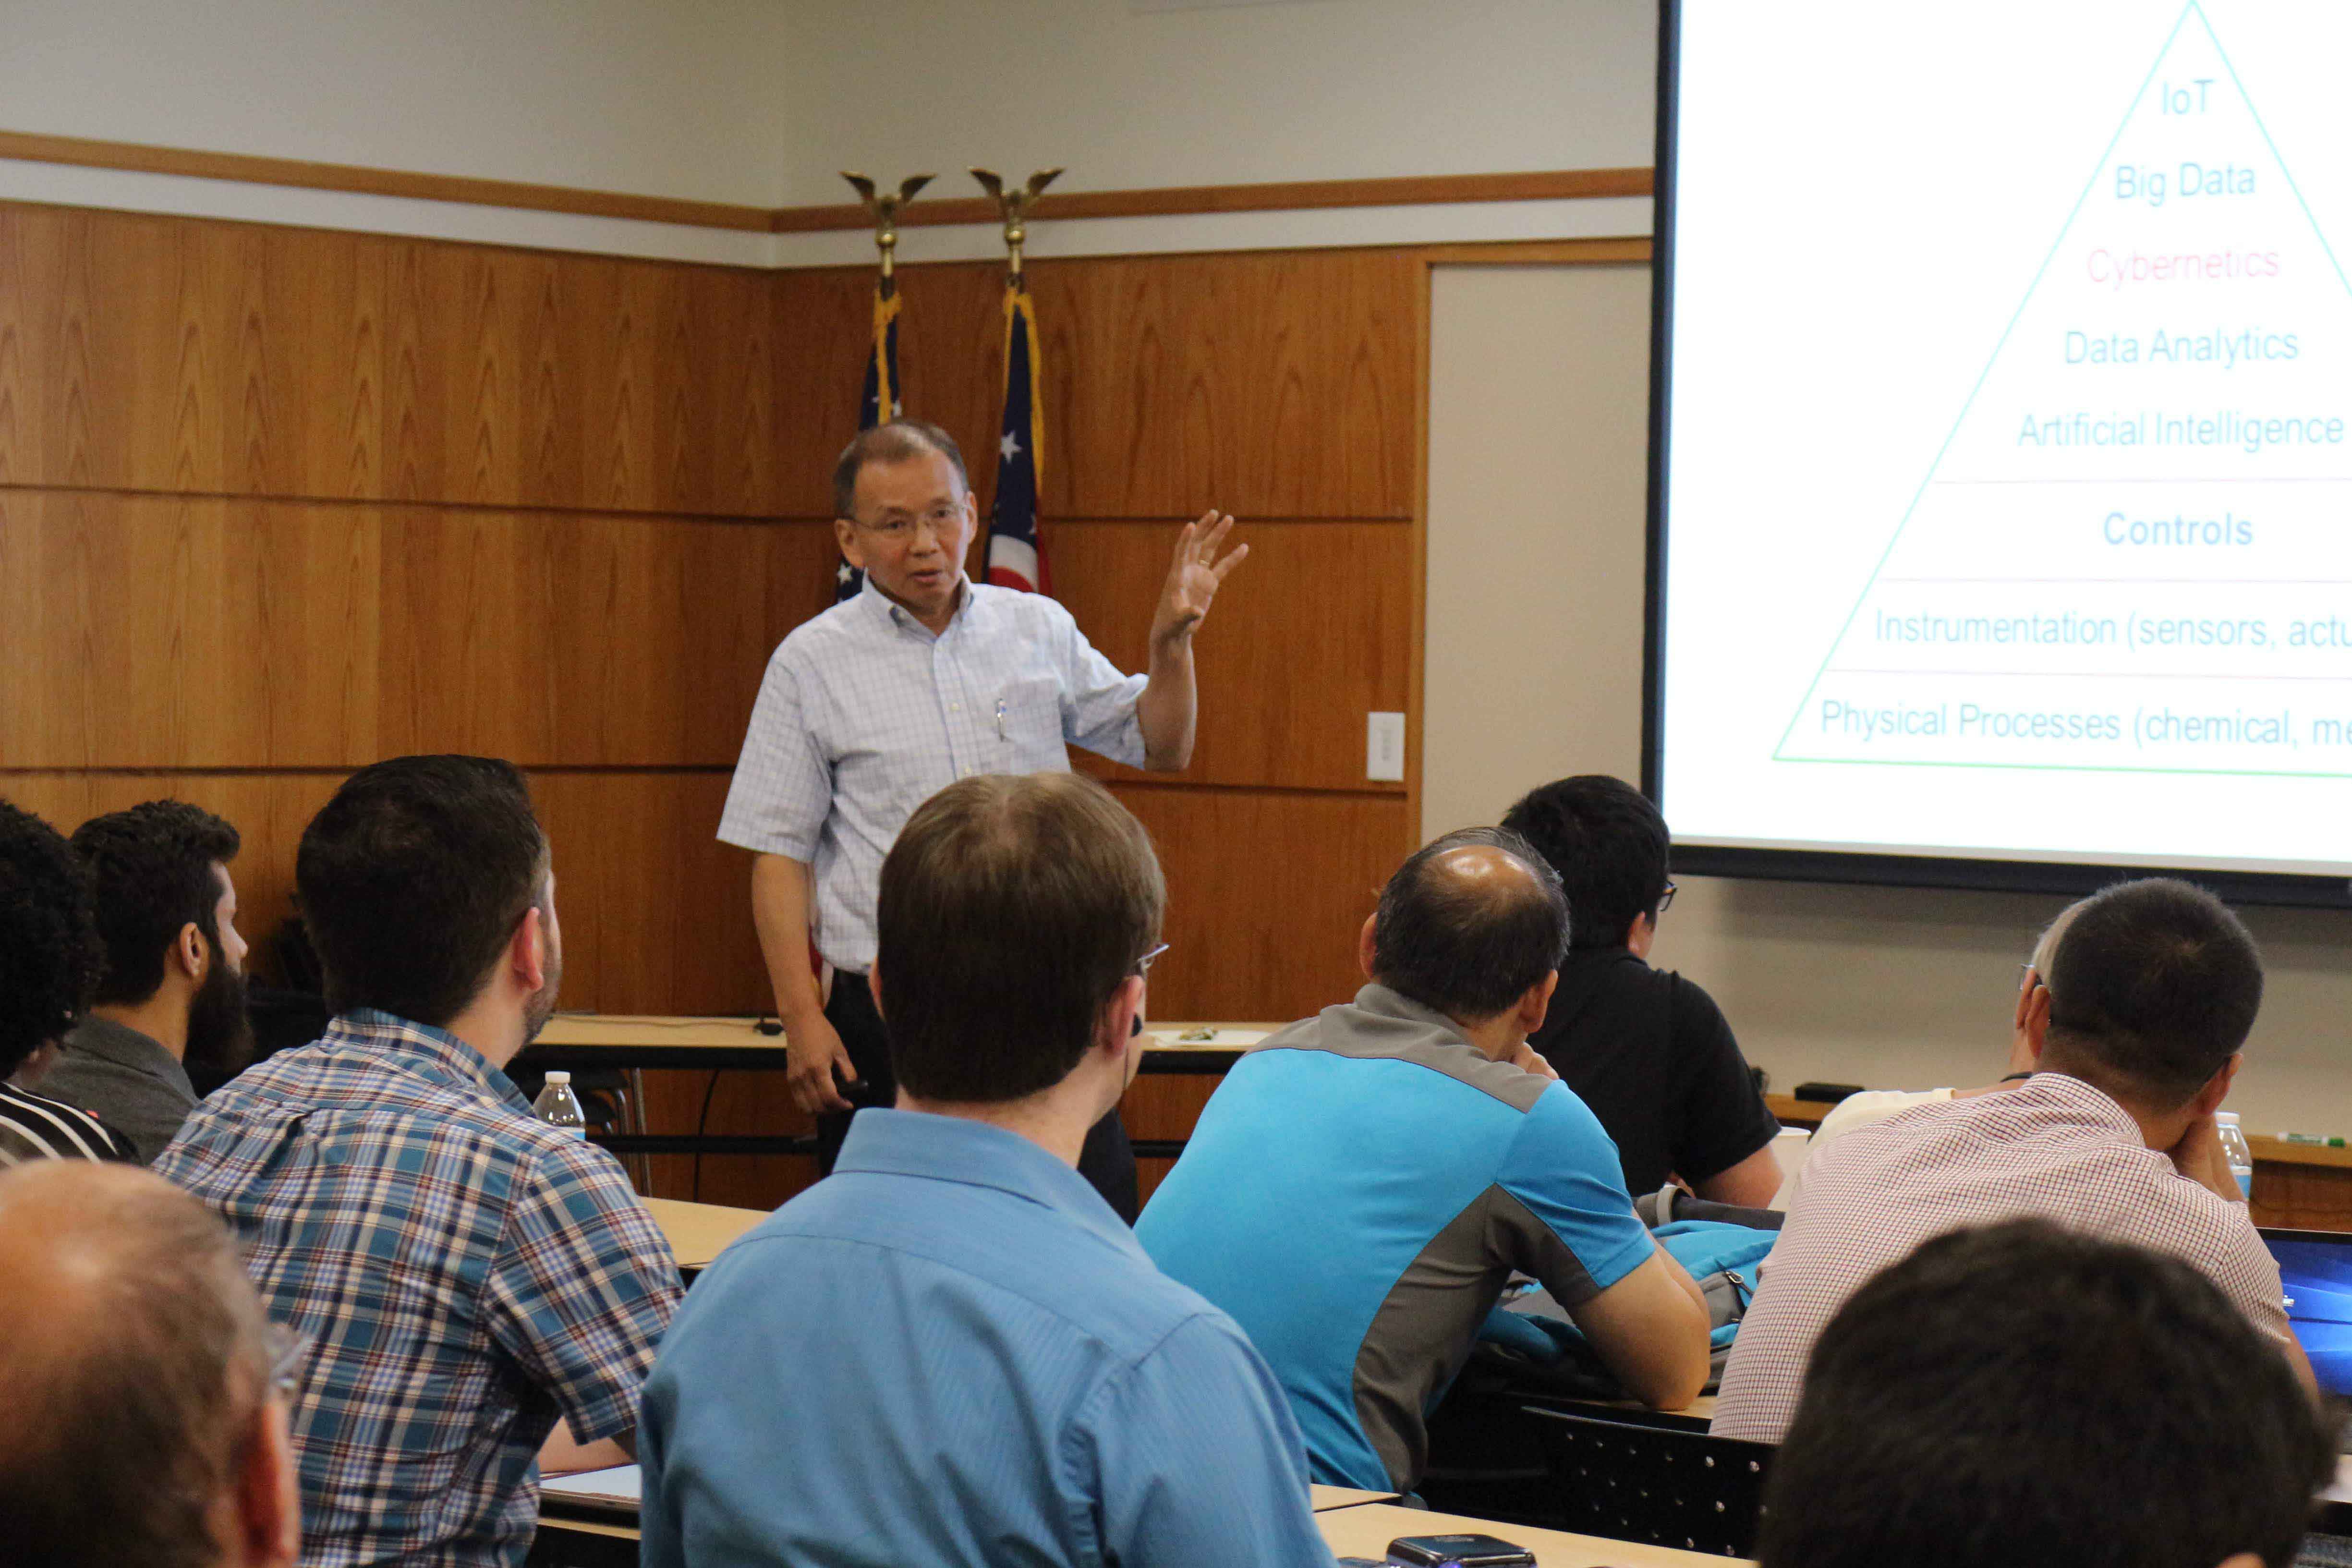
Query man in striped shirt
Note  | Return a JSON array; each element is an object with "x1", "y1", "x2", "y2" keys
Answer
[
  {"x1": 1715, "y1": 878, "x2": 2315, "y2": 1444},
  {"x1": 0, "y1": 799, "x2": 137, "y2": 1167}
]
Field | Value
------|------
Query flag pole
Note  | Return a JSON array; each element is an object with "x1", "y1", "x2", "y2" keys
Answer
[
  {"x1": 841, "y1": 170, "x2": 934, "y2": 284},
  {"x1": 832, "y1": 172, "x2": 932, "y2": 603},
  {"x1": 971, "y1": 169, "x2": 1063, "y2": 596},
  {"x1": 969, "y1": 167, "x2": 1063, "y2": 283}
]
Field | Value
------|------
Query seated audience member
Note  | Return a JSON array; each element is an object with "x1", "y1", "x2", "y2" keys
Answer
[
  {"x1": 1772, "y1": 899, "x2": 2078, "y2": 1211},
  {"x1": 641, "y1": 774, "x2": 1331, "y2": 1568},
  {"x1": 1714, "y1": 877, "x2": 2312, "y2": 1444},
  {"x1": 1138, "y1": 827, "x2": 1712, "y2": 1492},
  {"x1": 0, "y1": 799, "x2": 137, "y2": 1165},
  {"x1": 1501, "y1": 776, "x2": 1781, "y2": 1206},
  {"x1": 157, "y1": 756, "x2": 682, "y2": 1568},
  {"x1": 0, "y1": 1160, "x2": 300, "y2": 1568},
  {"x1": 43, "y1": 802, "x2": 252, "y2": 1162},
  {"x1": 1757, "y1": 1219, "x2": 2331, "y2": 1568}
]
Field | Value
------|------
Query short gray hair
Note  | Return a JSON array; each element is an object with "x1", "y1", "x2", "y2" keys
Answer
[
  {"x1": 0, "y1": 1162, "x2": 275, "y2": 1568},
  {"x1": 833, "y1": 419, "x2": 970, "y2": 520}
]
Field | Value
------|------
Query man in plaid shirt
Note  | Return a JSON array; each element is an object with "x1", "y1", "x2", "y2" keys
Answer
[{"x1": 158, "y1": 756, "x2": 682, "y2": 1567}]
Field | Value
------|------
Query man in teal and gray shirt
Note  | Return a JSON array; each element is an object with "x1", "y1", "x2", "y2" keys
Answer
[{"x1": 1139, "y1": 827, "x2": 1712, "y2": 1492}]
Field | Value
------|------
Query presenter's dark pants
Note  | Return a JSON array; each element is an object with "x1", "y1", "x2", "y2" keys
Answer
[{"x1": 816, "y1": 969, "x2": 1140, "y2": 1224}]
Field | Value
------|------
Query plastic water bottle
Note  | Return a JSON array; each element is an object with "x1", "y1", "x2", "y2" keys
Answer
[
  {"x1": 532, "y1": 1071, "x2": 587, "y2": 1139},
  {"x1": 2216, "y1": 1111, "x2": 2255, "y2": 1200}
]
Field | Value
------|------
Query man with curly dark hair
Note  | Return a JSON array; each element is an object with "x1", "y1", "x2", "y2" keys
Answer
[
  {"x1": 0, "y1": 799, "x2": 135, "y2": 1165},
  {"x1": 46, "y1": 801, "x2": 251, "y2": 1161}
]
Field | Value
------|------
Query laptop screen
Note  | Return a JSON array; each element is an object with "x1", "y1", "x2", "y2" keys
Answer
[{"x1": 2261, "y1": 1228, "x2": 2352, "y2": 1398}]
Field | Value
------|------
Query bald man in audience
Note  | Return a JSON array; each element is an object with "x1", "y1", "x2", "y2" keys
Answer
[
  {"x1": 0, "y1": 1160, "x2": 299, "y2": 1568},
  {"x1": 1140, "y1": 827, "x2": 1711, "y2": 1492},
  {"x1": 1715, "y1": 877, "x2": 2313, "y2": 1444}
]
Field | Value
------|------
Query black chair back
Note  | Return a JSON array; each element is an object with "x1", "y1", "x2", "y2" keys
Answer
[{"x1": 1523, "y1": 1407, "x2": 1771, "y2": 1558}]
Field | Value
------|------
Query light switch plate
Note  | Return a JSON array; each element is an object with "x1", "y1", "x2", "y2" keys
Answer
[{"x1": 1366, "y1": 711, "x2": 1406, "y2": 782}]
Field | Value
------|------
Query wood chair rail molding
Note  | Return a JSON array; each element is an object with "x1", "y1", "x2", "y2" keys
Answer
[{"x1": 0, "y1": 130, "x2": 1652, "y2": 237}]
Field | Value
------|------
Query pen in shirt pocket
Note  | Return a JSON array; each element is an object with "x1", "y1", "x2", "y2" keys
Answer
[{"x1": 995, "y1": 697, "x2": 1007, "y2": 740}]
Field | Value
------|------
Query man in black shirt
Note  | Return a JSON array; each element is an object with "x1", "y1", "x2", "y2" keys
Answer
[{"x1": 1502, "y1": 776, "x2": 1782, "y2": 1206}]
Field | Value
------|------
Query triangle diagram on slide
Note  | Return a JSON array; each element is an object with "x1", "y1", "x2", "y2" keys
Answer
[{"x1": 1775, "y1": 0, "x2": 2352, "y2": 779}]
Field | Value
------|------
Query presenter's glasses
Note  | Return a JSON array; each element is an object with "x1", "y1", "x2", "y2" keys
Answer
[{"x1": 855, "y1": 502, "x2": 965, "y2": 542}]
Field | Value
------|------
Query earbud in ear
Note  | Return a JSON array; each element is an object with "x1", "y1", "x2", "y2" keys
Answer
[{"x1": 1130, "y1": 1015, "x2": 1142, "y2": 1038}]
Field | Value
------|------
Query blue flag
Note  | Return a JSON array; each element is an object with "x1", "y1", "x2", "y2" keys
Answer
[
  {"x1": 984, "y1": 280, "x2": 1049, "y2": 595},
  {"x1": 837, "y1": 277, "x2": 901, "y2": 602}
]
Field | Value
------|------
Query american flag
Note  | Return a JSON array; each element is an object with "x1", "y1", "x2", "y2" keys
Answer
[
  {"x1": 985, "y1": 279, "x2": 1050, "y2": 594},
  {"x1": 836, "y1": 275, "x2": 901, "y2": 603}
]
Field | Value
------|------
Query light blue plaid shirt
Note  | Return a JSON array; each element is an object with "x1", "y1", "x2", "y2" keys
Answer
[
  {"x1": 719, "y1": 572, "x2": 1148, "y2": 972},
  {"x1": 156, "y1": 1010, "x2": 683, "y2": 1568}
]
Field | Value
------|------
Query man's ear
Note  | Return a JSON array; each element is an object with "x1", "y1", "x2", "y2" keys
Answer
[
  {"x1": 833, "y1": 515, "x2": 867, "y2": 571},
  {"x1": 176, "y1": 921, "x2": 208, "y2": 984},
  {"x1": 1098, "y1": 974, "x2": 1145, "y2": 1058},
  {"x1": 1517, "y1": 970, "x2": 1559, "y2": 1036},
  {"x1": 2193, "y1": 1052, "x2": 2242, "y2": 1118},
  {"x1": 511, "y1": 907, "x2": 548, "y2": 996},
  {"x1": 231, "y1": 1397, "x2": 301, "y2": 1568},
  {"x1": 2020, "y1": 979, "x2": 2052, "y2": 1063},
  {"x1": 1357, "y1": 913, "x2": 1380, "y2": 983}
]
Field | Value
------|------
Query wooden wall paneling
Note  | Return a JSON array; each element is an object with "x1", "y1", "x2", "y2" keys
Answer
[
  {"x1": 529, "y1": 769, "x2": 764, "y2": 1015},
  {"x1": 0, "y1": 493, "x2": 381, "y2": 767},
  {"x1": 768, "y1": 250, "x2": 1419, "y2": 525},
  {"x1": 222, "y1": 224, "x2": 388, "y2": 500},
  {"x1": 0, "y1": 209, "x2": 395, "y2": 499},
  {"x1": 1109, "y1": 784, "x2": 1408, "y2": 1022},
  {"x1": 1029, "y1": 249, "x2": 1420, "y2": 521},
  {"x1": 761, "y1": 518, "x2": 844, "y2": 650},
  {"x1": 377, "y1": 507, "x2": 560, "y2": 760},
  {"x1": 582, "y1": 258, "x2": 779, "y2": 518},
  {"x1": 769, "y1": 262, "x2": 1008, "y2": 521},
  {"x1": 380, "y1": 511, "x2": 829, "y2": 766},
  {"x1": 1405, "y1": 257, "x2": 1433, "y2": 851},
  {"x1": 1054, "y1": 519, "x2": 1413, "y2": 792},
  {"x1": 688, "y1": 263, "x2": 783, "y2": 518},
  {"x1": 767, "y1": 266, "x2": 870, "y2": 517},
  {"x1": 896, "y1": 264, "x2": 1015, "y2": 512}
]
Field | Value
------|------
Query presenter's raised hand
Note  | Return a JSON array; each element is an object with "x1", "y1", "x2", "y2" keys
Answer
[
  {"x1": 1150, "y1": 511, "x2": 1249, "y2": 652},
  {"x1": 785, "y1": 1011, "x2": 859, "y2": 1116}
]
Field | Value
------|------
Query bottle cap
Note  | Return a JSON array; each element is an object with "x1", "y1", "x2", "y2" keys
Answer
[
  {"x1": 545, "y1": 1070, "x2": 571, "y2": 1086},
  {"x1": 2215, "y1": 1111, "x2": 2241, "y2": 1125}
]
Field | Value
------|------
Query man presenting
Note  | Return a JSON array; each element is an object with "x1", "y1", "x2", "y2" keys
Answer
[{"x1": 719, "y1": 419, "x2": 1245, "y2": 1216}]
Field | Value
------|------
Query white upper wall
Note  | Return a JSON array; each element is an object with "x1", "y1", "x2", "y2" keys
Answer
[
  {"x1": 0, "y1": 0, "x2": 799, "y2": 205},
  {"x1": 0, "y1": 0, "x2": 1658, "y2": 264},
  {"x1": 776, "y1": 0, "x2": 1656, "y2": 207}
]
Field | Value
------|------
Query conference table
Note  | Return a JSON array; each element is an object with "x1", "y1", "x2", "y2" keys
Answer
[
  {"x1": 640, "y1": 1196, "x2": 764, "y2": 1278},
  {"x1": 519, "y1": 1014, "x2": 1275, "y2": 1159},
  {"x1": 528, "y1": 1487, "x2": 1746, "y2": 1567}
]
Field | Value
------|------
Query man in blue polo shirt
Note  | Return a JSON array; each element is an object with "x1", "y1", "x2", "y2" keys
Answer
[
  {"x1": 1139, "y1": 827, "x2": 1713, "y2": 1493},
  {"x1": 640, "y1": 773, "x2": 1331, "y2": 1568}
]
